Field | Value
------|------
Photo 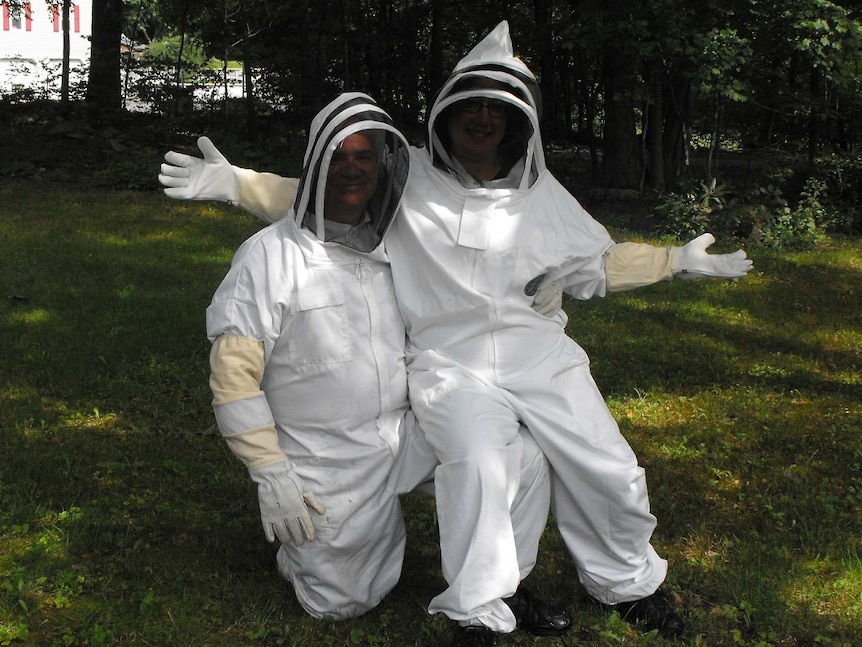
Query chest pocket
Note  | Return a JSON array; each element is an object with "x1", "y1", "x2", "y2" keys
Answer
[
  {"x1": 457, "y1": 196, "x2": 517, "y2": 297},
  {"x1": 286, "y1": 280, "x2": 353, "y2": 365}
]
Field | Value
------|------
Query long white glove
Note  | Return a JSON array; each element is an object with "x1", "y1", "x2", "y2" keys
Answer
[
  {"x1": 248, "y1": 460, "x2": 325, "y2": 546},
  {"x1": 671, "y1": 233, "x2": 753, "y2": 280},
  {"x1": 531, "y1": 281, "x2": 564, "y2": 316},
  {"x1": 159, "y1": 136, "x2": 239, "y2": 203}
]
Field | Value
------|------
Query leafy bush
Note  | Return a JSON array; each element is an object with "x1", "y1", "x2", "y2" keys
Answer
[
  {"x1": 655, "y1": 176, "x2": 828, "y2": 249},
  {"x1": 140, "y1": 36, "x2": 207, "y2": 72},
  {"x1": 654, "y1": 177, "x2": 746, "y2": 240},
  {"x1": 809, "y1": 154, "x2": 862, "y2": 234},
  {"x1": 748, "y1": 178, "x2": 827, "y2": 249}
]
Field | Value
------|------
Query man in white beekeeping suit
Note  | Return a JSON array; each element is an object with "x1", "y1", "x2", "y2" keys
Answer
[
  {"x1": 161, "y1": 24, "x2": 753, "y2": 647},
  {"x1": 196, "y1": 92, "x2": 561, "y2": 632}
]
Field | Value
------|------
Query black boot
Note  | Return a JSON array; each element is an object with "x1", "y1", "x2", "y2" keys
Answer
[
  {"x1": 451, "y1": 625, "x2": 499, "y2": 647},
  {"x1": 503, "y1": 587, "x2": 572, "y2": 636},
  {"x1": 608, "y1": 591, "x2": 685, "y2": 637}
]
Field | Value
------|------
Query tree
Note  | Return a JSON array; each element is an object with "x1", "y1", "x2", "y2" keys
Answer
[{"x1": 86, "y1": 0, "x2": 123, "y2": 113}]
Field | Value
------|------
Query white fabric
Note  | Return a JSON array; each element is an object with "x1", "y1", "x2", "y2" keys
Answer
[
  {"x1": 381, "y1": 21, "x2": 669, "y2": 611},
  {"x1": 220, "y1": 147, "x2": 668, "y2": 617},
  {"x1": 207, "y1": 216, "x2": 415, "y2": 618},
  {"x1": 160, "y1": 136, "x2": 240, "y2": 203},
  {"x1": 250, "y1": 459, "x2": 326, "y2": 545},
  {"x1": 385, "y1": 150, "x2": 667, "y2": 608},
  {"x1": 205, "y1": 94, "x2": 550, "y2": 622},
  {"x1": 199, "y1": 23, "x2": 694, "y2": 620},
  {"x1": 671, "y1": 232, "x2": 753, "y2": 279}
]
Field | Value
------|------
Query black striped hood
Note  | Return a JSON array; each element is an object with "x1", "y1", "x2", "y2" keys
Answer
[
  {"x1": 427, "y1": 21, "x2": 545, "y2": 189},
  {"x1": 293, "y1": 92, "x2": 410, "y2": 254}
]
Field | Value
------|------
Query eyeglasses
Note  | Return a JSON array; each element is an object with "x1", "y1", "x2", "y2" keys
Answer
[{"x1": 456, "y1": 99, "x2": 509, "y2": 118}]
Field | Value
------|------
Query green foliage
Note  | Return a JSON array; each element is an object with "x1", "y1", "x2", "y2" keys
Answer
[
  {"x1": 654, "y1": 177, "x2": 741, "y2": 240},
  {"x1": 141, "y1": 35, "x2": 207, "y2": 71},
  {"x1": 808, "y1": 154, "x2": 862, "y2": 233},
  {"x1": 747, "y1": 178, "x2": 827, "y2": 249},
  {"x1": 697, "y1": 27, "x2": 753, "y2": 102},
  {"x1": 654, "y1": 174, "x2": 833, "y2": 249}
]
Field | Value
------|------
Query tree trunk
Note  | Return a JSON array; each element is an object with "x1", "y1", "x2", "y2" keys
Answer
[
  {"x1": 61, "y1": 0, "x2": 70, "y2": 105},
  {"x1": 242, "y1": 25, "x2": 257, "y2": 142},
  {"x1": 534, "y1": 0, "x2": 556, "y2": 135},
  {"x1": 808, "y1": 66, "x2": 822, "y2": 166},
  {"x1": 86, "y1": 0, "x2": 123, "y2": 114},
  {"x1": 428, "y1": 0, "x2": 445, "y2": 101},
  {"x1": 644, "y1": 59, "x2": 665, "y2": 191},
  {"x1": 601, "y1": 46, "x2": 640, "y2": 189},
  {"x1": 662, "y1": 77, "x2": 695, "y2": 189}
]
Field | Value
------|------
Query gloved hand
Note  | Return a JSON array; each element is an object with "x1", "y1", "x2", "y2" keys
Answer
[
  {"x1": 671, "y1": 233, "x2": 753, "y2": 280},
  {"x1": 248, "y1": 460, "x2": 325, "y2": 546},
  {"x1": 159, "y1": 136, "x2": 239, "y2": 203},
  {"x1": 531, "y1": 281, "x2": 564, "y2": 317}
]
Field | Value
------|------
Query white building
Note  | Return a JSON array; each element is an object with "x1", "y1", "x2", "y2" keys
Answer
[{"x1": 0, "y1": 1, "x2": 92, "y2": 96}]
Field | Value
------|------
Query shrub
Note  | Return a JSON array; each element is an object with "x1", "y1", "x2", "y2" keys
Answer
[{"x1": 654, "y1": 176, "x2": 828, "y2": 249}]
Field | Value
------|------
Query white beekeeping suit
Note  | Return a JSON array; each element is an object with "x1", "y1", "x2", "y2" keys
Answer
[
  {"x1": 161, "y1": 24, "x2": 749, "y2": 639},
  {"x1": 200, "y1": 92, "x2": 551, "y2": 623},
  {"x1": 206, "y1": 93, "x2": 427, "y2": 619},
  {"x1": 382, "y1": 21, "x2": 748, "y2": 636}
]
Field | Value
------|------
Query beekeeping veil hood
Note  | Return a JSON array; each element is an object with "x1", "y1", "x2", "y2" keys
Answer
[
  {"x1": 427, "y1": 20, "x2": 546, "y2": 189},
  {"x1": 292, "y1": 92, "x2": 410, "y2": 253}
]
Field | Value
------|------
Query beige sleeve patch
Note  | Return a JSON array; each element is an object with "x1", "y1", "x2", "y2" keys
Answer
[
  {"x1": 606, "y1": 242, "x2": 674, "y2": 292},
  {"x1": 209, "y1": 335, "x2": 265, "y2": 406},
  {"x1": 235, "y1": 169, "x2": 299, "y2": 224}
]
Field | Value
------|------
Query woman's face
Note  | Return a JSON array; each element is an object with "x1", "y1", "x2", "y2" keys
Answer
[{"x1": 446, "y1": 96, "x2": 509, "y2": 167}]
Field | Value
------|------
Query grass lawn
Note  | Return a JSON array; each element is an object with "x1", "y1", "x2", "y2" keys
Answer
[{"x1": 0, "y1": 185, "x2": 859, "y2": 646}]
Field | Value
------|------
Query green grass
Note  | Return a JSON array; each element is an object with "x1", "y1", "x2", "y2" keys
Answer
[{"x1": 0, "y1": 186, "x2": 859, "y2": 646}]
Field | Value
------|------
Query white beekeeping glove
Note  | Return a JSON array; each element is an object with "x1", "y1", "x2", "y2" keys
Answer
[
  {"x1": 531, "y1": 281, "x2": 564, "y2": 317},
  {"x1": 159, "y1": 136, "x2": 239, "y2": 204},
  {"x1": 671, "y1": 233, "x2": 753, "y2": 280},
  {"x1": 249, "y1": 460, "x2": 326, "y2": 546}
]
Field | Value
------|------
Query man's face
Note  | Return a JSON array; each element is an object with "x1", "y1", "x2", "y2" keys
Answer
[{"x1": 324, "y1": 132, "x2": 379, "y2": 225}]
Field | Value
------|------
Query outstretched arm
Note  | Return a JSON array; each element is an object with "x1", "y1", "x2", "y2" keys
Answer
[
  {"x1": 605, "y1": 233, "x2": 752, "y2": 292},
  {"x1": 159, "y1": 136, "x2": 298, "y2": 224}
]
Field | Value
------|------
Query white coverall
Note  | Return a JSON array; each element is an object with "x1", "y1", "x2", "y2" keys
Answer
[
  {"x1": 177, "y1": 26, "x2": 748, "y2": 631},
  {"x1": 385, "y1": 22, "x2": 676, "y2": 626},
  {"x1": 204, "y1": 93, "x2": 550, "y2": 621}
]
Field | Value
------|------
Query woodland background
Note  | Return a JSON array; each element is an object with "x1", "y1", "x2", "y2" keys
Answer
[
  {"x1": 1, "y1": 2, "x2": 861, "y2": 647},
  {"x1": 5, "y1": 0, "x2": 862, "y2": 244}
]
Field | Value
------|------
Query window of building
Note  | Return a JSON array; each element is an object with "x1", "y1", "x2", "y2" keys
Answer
[{"x1": 2, "y1": 3, "x2": 32, "y2": 31}]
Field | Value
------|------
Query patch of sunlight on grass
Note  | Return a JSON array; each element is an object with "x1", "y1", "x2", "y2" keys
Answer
[
  {"x1": 1, "y1": 507, "x2": 82, "y2": 564},
  {"x1": 812, "y1": 327, "x2": 862, "y2": 351},
  {"x1": 668, "y1": 296, "x2": 752, "y2": 319},
  {"x1": 680, "y1": 533, "x2": 736, "y2": 573},
  {"x1": 611, "y1": 391, "x2": 718, "y2": 428},
  {"x1": 6, "y1": 308, "x2": 56, "y2": 325},
  {"x1": 62, "y1": 408, "x2": 119, "y2": 431},
  {"x1": 785, "y1": 549, "x2": 862, "y2": 623},
  {"x1": 99, "y1": 234, "x2": 132, "y2": 247}
]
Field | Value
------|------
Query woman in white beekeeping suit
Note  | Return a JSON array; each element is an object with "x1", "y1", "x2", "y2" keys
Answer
[
  {"x1": 199, "y1": 92, "x2": 553, "y2": 627},
  {"x1": 382, "y1": 21, "x2": 751, "y2": 645}
]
